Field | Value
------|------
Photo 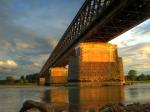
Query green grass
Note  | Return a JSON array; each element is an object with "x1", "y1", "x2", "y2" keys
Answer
[
  {"x1": 0, "y1": 80, "x2": 37, "y2": 85},
  {"x1": 126, "y1": 80, "x2": 150, "y2": 85}
]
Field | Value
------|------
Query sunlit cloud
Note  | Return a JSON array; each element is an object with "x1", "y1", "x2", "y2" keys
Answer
[
  {"x1": 117, "y1": 42, "x2": 150, "y2": 74},
  {"x1": 15, "y1": 38, "x2": 36, "y2": 50},
  {"x1": 33, "y1": 62, "x2": 40, "y2": 68},
  {"x1": 130, "y1": 63, "x2": 150, "y2": 69},
  {"x1": 139, "y1": 46, "x2": 150, "y2": 57},
  {"x1": 110, "y1": 19, "x2": 150, "y2": 48},
  {"x1": 110, "y1": 19, "x2": 150, "y2": 75},
  {"x1": 46, "y1": 37, "x2": 58, "y2": 49},
  {"x1": 0, "y1": 59, "x2": 18, "y2": 69}
]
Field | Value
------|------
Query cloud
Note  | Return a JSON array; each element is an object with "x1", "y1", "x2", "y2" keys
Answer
[
  {"x1": 119, "y1": 42, "x2": 150, "y2": 57},
  {"x1": 139, "y1": 45, "x2": 150, "y2": 57},
  {"x1": 33, "y1": 62, "x2": 40, "y2": 68},
  {"x1": 0, "y1": 40, "x2": 13, "y2": 57},
  {"x1": 123, "y1": 57, "x2": 133, "y2": 65},
  {"x1": 46, "y1": 37, "x2": 58, "y2": 49},
  {"x1": 129, "y1": 63, "x2": 150, "y2": 69},
  {"x1": 118, "y1": 42, "x2": 150, "y2": 74},
  {"x1": 0, "y1": 59, "x2": 18, "y2": 69},
  {"x1": 110, "y1": 19, "x2": 150, "y2": 48},
  {"x1": 15, "y1": 38, "x2": 36, "y2": 50},
  {"x1": 0, "y1": 0, "x2": 149, "y2": 78},
  {"x1": 110, "y1": 19, "x2": 150, "y2": 75},
  {"x1": 0, "y1": 35, "x2": 53, "y2": 78}
]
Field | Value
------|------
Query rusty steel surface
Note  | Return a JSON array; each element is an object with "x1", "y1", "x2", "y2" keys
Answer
[{"x1": 40, "y1": 0, "x2": 150, "y2": 74}]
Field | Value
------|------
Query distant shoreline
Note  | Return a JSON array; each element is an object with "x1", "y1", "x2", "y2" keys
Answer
[
  {"x1": 125, "y1": 81, "x2": 150, "y2": 85},
  {"x1": 0, "y1": 84, "x2": 38, "y2": 88},
  {"x1": 0, "y1": 81, "x2": 150, "y2": 87}
]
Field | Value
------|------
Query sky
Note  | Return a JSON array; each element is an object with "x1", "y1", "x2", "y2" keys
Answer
[{"x1": 0, "y1": 0, "x2": 149, "y2": 79}]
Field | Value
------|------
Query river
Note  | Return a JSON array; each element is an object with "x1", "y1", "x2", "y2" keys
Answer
[{"x1": 0, "y1": 83, "x2": 150, "y2": 112}]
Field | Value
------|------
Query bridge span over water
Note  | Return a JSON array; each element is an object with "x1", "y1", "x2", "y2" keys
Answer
[{"x1": 39, "y1": 0, "x2": 150, "y2": 85}]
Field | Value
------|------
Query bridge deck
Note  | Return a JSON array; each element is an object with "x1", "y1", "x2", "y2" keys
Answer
[{"x1": 40, "y1": 0, "x2": 150, "y2": 74}]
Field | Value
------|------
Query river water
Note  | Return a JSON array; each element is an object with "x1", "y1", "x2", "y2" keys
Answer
[{"x1": 0, "y1": 83, "x2": 150, "y2": 112}]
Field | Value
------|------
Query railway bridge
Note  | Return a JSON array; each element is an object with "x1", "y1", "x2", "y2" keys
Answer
[{"x1": 39, "y1": 0, "x2": 150, "y2": 85}]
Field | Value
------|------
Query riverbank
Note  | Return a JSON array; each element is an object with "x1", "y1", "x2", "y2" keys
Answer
[
  {"x1": 20, "y1": 100, "x2": 150, "y2": 112},
  {"x1": 125, "y1": 80, "x2": 150, "y2": 85},
  {"x1": 0, "y1": 81, "x2": 150, "y2": 87},
  {"x1": 100, "y1": 102, "x2": 150, "y2": 112},
  {"x1": 0, "y1": 84, "x2": 37, "y2": 88}
]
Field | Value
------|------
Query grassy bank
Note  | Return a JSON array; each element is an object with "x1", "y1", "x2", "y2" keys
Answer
[
  {"x1": 0, "y1": 80, "x2": 37, "y2": 86},
  {"x1": 126, "y1": 80, "x2": 150, "y2": 85},
  {"x1": 0, "y1": 84, "x2": 38, "y2": 88}
]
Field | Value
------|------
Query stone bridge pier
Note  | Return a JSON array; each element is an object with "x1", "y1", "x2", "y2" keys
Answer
[
  {"x1": 39, "y1": 42, "x2": 125, "y2": 86},
  {"x1": 39, "y1": 67, "x2": 68, "y2": 86},
  {"x1": 68, "y1": 42, "x2": 125, "y2": 85}
]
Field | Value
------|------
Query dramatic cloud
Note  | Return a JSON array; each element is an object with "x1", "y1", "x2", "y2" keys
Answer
[
  {"x1": 15, "y1": 38, "x2": 36, "y2": 50},
  {"x1": 46, "y1": 37, "x2": 58, "y2": 49},
  {"x1": 110, "y1": 19, "x2": 150, "y2": 75},
  {"x1": 120, "y1": 43, "x2": 150, "y2": 75},
  {"x1": 0, "y1": 0, "x2": 84, "y2": 79},
  {"x1": 110, "y1": 19, "x2": 150, "y2": 48},
  {"x1": 33, "y1": 62, "x2": 40, "y2": 68},
  {"x1": 0, "y1": 60, "x2": 18, "y2": 69},
  {"x1": 0, "y1": 0, "x2": 149, "y2": 79}
]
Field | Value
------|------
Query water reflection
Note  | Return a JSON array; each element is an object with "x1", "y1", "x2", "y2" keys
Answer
[
  {"x1": 1, "y1": 84, "x2": 150, "y2": 112},
  {"x1": 43, "y1": 86, "x2": 125, "y2": 111},
  {"x1": 125, "y1": 83, "x2": 150, "y2": 103},
  {"x1": 128, "y1": 88, "x2": 139, "y2": 98}
]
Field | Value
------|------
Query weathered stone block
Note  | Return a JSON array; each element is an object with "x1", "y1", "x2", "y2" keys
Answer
[
  {"x1": 49, "y1": 67, "x2": 68, "y2": 84},
  {"x1": 68, "y1": 42, "x2": 125, "y2": 85},
  {"x1": 39, "y1": 77, "x2": 45, "y2": 85},
  {"x1": 38, "y1": 74, "x2": 46, "y2": 85}
]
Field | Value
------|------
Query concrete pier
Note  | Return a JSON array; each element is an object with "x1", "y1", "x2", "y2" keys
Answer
[
  {"x1": 49, "y1": 67, "x2": 68, "y2": 84},
  {"x1": 39, "y1": 42, "x2": 125, "y2": 85},
  {"x1": 38, "y1": 75, "x2": 45, "y2": 86},
  {"x1": 68, "y1": 42, "x2": 125, "y2": 85}
]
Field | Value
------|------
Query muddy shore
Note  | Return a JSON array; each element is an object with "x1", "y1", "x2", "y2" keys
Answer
[
  {"x1": 100, "y1": 103, "x2": 150, "y2": 112},
  {"x1": 20, "y1": 100, "x2": 150, "y2": 112}
]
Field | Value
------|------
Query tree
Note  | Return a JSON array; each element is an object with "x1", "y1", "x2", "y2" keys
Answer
[
  {"x1": 19, "y1": 76, "x2": 25, "y2": 83},
  {"x1": 146, "y1": 75, "x2": 150, "y2": 80},
  {"x1": 128, "y1": 70, "x2": 137, "y2": 81},
  {"x1": 6, "y1": 76, "x2": 15, "y2": 82},
  {"x1": 137, "y1": 73, "x2": 146, "y2": 81},
  {"x1": 20, "y1": 76, "x2": 25, "y2": 80},
  {"x1": 25, "y1": 73, "x2": 39, "y2": 83}
]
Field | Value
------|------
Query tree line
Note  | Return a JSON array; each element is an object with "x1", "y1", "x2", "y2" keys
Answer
[
  {"x1": 125, "y1": 70, "x2": 150, "y2": 81},
  {"x1": 0, "y1": 73, "x2": 39, "y2": 85},
  {"x1": 20, "y1": 73, "x2": 39, "y2": 83}
]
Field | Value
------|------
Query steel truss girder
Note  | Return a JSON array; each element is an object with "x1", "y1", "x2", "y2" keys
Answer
[{"x1": 40, "y1": 0, "x2": 150, "y2": 74}]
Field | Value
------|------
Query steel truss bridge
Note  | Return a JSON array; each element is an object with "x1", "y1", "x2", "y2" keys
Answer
[{"x1": 40, "y1": 0, "x2": 150, "y2": 75}]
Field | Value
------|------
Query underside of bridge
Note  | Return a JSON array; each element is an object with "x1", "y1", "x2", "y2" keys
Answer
[
  {"x1": 39, "y1": 42, "x2": 125, "y2": 85},
  {"x1": 38, "y1": 0, "x2": 150, "y2": 85}
]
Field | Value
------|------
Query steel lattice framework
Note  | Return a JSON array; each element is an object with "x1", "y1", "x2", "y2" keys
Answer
[{"x1": 40, "y1": 0, "x2": 150, "y2": 74}]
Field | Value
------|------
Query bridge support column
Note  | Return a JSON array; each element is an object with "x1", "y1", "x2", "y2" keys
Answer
[
  {"x1": 49, "y1": 67, "x2": 68, "y2": 84},
  {"x1": 68, "y1": 42, "x2": 125, "y2": 85},
  {"x1": 38, "y1": 74, "x2": 45, "y2": 86},
  {"x1": 118, "y1": 57, "x2": 125, "y2": 85},
  {"x1": 68, "y1": 56, "x2": 79, "y2": 82}
]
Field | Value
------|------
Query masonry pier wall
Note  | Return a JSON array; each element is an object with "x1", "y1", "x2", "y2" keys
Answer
[{"x1": 68, "y1": 42, "x2": 125, "y2": 85}]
